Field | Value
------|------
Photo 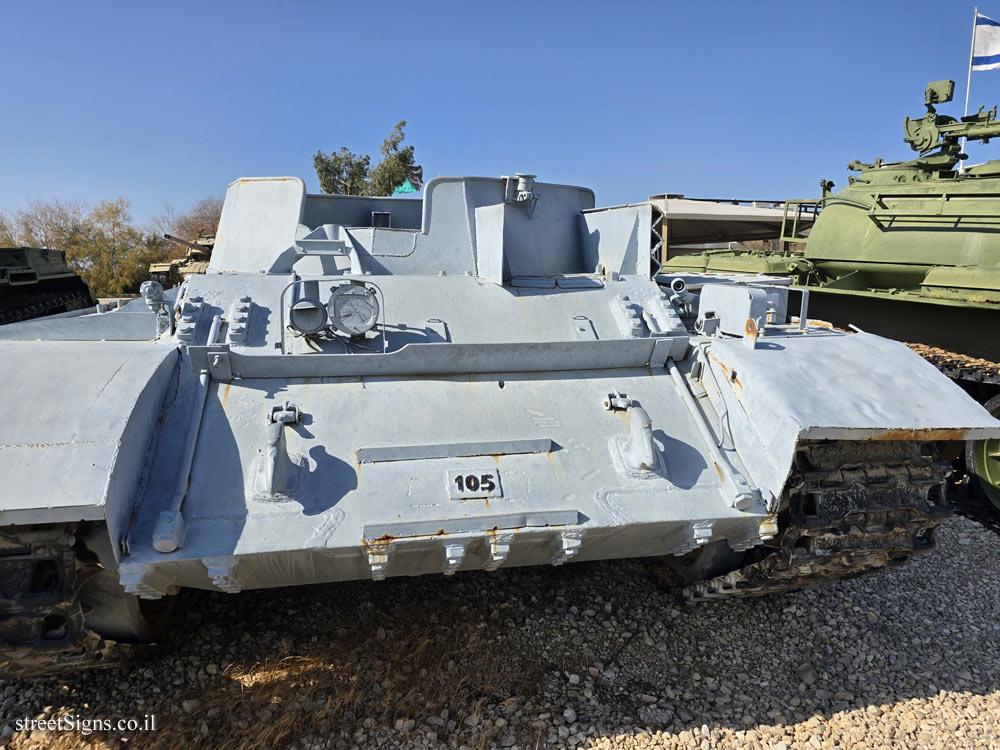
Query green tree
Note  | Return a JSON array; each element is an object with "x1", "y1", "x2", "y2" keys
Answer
[
  {"x1": 3, "y1": 194, "x2": 226, "y2": 297},
  {"x1": 72, "y1": 199, "x2": 171, "y2": 296},
  {"x1": 1, "y1": 197, "x2": 173, "y2": 296},
  {"x1": 313, "y1": 147, "x2": 372, "y2": 195},
  {"x1": 0, "y1": 197, "x2": 88, "y2": 250},
  {"x1": 313, "y1": 121, "x2": 416, "y2": 197},
  {"x1": 370, "y1": 121, "x2": 415, "y2": 197}
]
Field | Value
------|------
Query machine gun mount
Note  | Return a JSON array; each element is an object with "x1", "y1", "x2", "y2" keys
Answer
[{"x1": 899, "y1": 80, "x2": 1000, "y2": 169}]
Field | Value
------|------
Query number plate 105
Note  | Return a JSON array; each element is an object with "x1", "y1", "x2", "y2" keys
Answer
[{"x1": 447, "y1": 469, "x2": 502, "y2": 499}]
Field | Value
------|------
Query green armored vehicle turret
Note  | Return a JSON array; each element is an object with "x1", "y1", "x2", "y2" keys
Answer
[
  {"x1": 664, "y1": 79, "x2": 1000, "y2": 528},
  {"x1": 0, "y1": 247, "x2": 96, "y2": 325}
]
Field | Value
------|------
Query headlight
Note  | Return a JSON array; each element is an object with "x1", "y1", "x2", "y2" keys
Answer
[
  {"x1": 329, "y1": 284, "x2": 380, "y2": 336},
  {"x1": 289, "y1": 298, "x2": 328, "y2": 334}
]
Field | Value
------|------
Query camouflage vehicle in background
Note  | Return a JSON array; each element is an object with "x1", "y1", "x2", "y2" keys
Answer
[
  {"x1": 149, "y1": 232, "x2": 214, "y2": 288},
  {"x1": 0, "y1": 247, "x2": 95, "y2": 325},
  {"x1": 663, "y1": 80, "x2": 1000, "y2": 529}
]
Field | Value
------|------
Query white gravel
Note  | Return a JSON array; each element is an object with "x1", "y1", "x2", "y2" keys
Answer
[{"x1": 2, "y1": 516, "x2": 999, "y2": 749}]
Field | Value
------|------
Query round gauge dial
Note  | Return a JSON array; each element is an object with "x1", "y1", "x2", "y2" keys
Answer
[{"x1": 329, "y1": 284, "x2": 379, "y2": 336}]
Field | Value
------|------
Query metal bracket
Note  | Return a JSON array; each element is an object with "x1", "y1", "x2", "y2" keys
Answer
[
  {"x1": 603, "y1": 391, "x2": 632, "y2": 411},
  {"x1": 504, "y1": 173, "x2": 539, "y2": 217},
  {"x1": 365, "y1": 543, "x2": 390, "y2": 581},
  {"x1": 743, "y1": 318, "x2": 761, "y2": 349},
  {"x1": 119, "y1": 562, "x2": 173, "y2": 600},
  {"x1": 209, "y1": 351, "x2": 233, "y2": 380},
  {"x1": 728, "y1": 516, "x2": 779, "y2": 552},
  {"x1": 425, "y1": 317, "x2": 450, "y2": 343},
  {"x1": 249, "y1": 401, "x2": 307, "y2": 502},
  {"x1": 604, "y1": 390, "x2": 665, "y2": 477},
  {"x1": 484, "y1": 532, "x2": 515, "y2": 571},
  {"x1": 550, "y1": 530, "x2": 583, "y2": 566},
  {"x1": 610, "y1": 404, "x2": 664, "y2": 477},
  {"x1": 442, "y1": 542, "x2": 467, "y2": 575},
  {"x1": 663, "y1": 520, "x2": 715, "y2": 557},
  {"x1": 269, "y1": 401, "x2": 301, "y2": 426},
  {"x1": 203, "y1": 556, "x2": 241, "y2": 594},
  {"x1": 696, "y1": 313, "x2": 719, "y2": 336},
  {"x1": 292, "y1": 224, "x2": 364, "y2": 274}
]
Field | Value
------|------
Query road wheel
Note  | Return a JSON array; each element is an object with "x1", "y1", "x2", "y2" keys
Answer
[
  {"x1": 967, "y1": 394, "x2": 1000, "y2": 513},
  {"x1": 78, "y1": 569, "x2": 174, "y2": 643},
  {"x1": 647, "y1": 540, "x2": 748, "y2": 590}
]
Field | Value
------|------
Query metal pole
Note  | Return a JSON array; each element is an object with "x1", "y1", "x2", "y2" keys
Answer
[
  {"x1": 963, "y1": 5, "x2": 978, "y2": 169},
  {"x1": 666, "y1": 357, "x2": 755, "y2": 510},
  {"x1": 153, "y1": 313, "x2": 223, "y2": 553}
]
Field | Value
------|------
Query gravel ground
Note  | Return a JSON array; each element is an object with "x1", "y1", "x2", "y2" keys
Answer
[{"x1": 2, "y1": 516, "x2": 999, "y2": 750}]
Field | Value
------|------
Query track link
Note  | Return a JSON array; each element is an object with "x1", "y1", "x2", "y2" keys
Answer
[
  {"x1": 0, "y1": 631, "x2": 123, "y2": 679},
  {"x1": 0, "y1": 527, "x2": 121, "y2": 678},
  {"x1": 682, "y1": 441, "x2": 952, "y2": 602},
  {"x1": 0, "y1": 288, "x2": 93, "y2": 326},
  {"x1": 906, "y1": 342, "x2": 1000, "y2": 386},
  {"x1": 904, "y1": 343, "x2": 1000, "y2": 534}
]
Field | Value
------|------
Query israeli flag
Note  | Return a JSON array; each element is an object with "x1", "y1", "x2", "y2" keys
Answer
[{"x1": 974, "y1": 13, "x2": 1000, "y2": 70}]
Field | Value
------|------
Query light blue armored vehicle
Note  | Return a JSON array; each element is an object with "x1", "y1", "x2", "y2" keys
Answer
[{"x1": 1, "y1": 174, "x2": 998, "y2": 675}]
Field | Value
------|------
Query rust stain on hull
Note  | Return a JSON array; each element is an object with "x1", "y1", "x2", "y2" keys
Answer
[
  {"x1": 866, "y1": 428, "x2": 969, "y2": 442},
  {"x1": 708, "y1": 353, "x2": 743, "y2": 393}
]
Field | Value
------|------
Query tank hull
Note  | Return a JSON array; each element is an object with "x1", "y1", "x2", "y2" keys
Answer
[{"x1": 2, "y1": 174, "x2": 998, "y2": 676}]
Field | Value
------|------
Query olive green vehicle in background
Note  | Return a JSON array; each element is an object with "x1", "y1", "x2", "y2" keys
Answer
[
  {"x1": 0, "y1": 247, "x2": 96, "y2": 325},
  {"x1": 149, "y1": 231, "x2": 214, "y2": 288},
  {"x1": 663, "y1": 79, "x2": 1000, "y2": 530}
]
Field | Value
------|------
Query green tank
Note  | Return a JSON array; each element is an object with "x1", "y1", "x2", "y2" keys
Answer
[
  {"x1": 0, "y1": 247, "x2": 96, "y2": 325},
  {"x1": 663, "y1": 79, "x2": 1000, "y2": 530}
]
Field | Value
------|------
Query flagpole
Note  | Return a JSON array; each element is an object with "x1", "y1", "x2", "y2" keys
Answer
[{"x1": 963, "y1": 5, "x2": 978, "y2": 169}]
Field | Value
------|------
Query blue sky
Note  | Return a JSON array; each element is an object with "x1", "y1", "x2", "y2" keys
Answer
[{"x1": 3, "y1": 1, "x2": 999, "y2": 223}]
